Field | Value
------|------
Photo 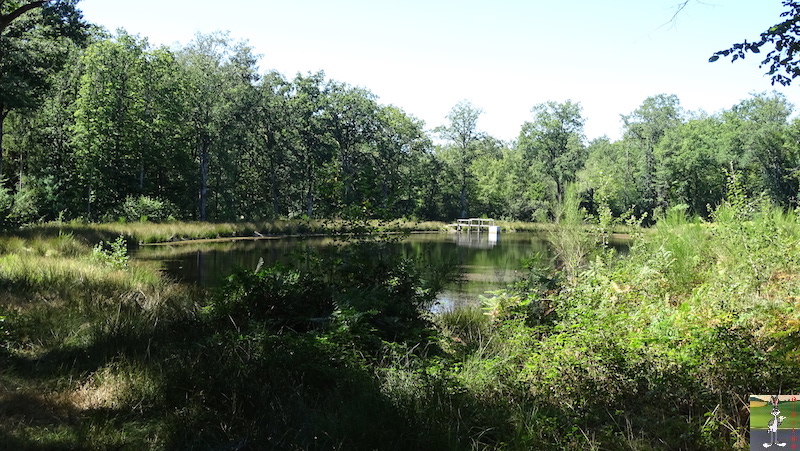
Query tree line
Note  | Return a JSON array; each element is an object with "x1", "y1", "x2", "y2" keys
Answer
[{"x1": 1, "y1": 10, "x2": 799, "y2": 225}]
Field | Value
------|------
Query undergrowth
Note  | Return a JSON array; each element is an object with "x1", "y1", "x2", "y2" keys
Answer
[{"x1": 1, "y1": 183, "x2": 799, "y2": 449}]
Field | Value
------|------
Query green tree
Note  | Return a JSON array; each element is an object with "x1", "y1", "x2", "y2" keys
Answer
[
  {"x1": 326, "y1": 82, "x2": 382, "y2": 213},
  {"x1": 2, "y1": 38, "x2": 82, "y2": 219},
  {"x1": 723, "y1": 92, "x2": 797, "y2": 206},
  {"x1": 0, "y1": 0, "x2": 85, "y2": 178},
  {"x1": 655, "y1": 116, "x2": 730, "y2": 217},
  {"x1": 239, "y1": 70, "x2": 293, "y2": 219},
  {"x1": 371, "y1": 105, "x2": 431, "y2": 218},
  {"x1": 71, "y1": 32, "x2": 152, "y2": 217},
  {"x1": 286, "y1": 71, "x2": 337, "y2": 218},
  {"x1": 578, "y1": 137, "x2": 640, "y2": 216},
  {"x1": 178, "y1": 32, "x2": 259, "y2": 220},
  {"x1": 622, "y1": 94, "x2": 684, "y2": 217},
  {"x1": 473, "y1": 145, "x2": 550, "y2": 220},
  {"x1": 518, "y1": 100, "x2": 586, "y2": 211},
  {"x1": 435, "y1": 100, "x2": 485, "y2": 218}
]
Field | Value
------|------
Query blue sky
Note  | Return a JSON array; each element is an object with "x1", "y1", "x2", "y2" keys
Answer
[{"x1": 78, "y1": 0, "x2": 797, "y2": 142}]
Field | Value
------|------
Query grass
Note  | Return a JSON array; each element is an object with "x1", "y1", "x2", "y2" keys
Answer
[
  {"x1": 2, "y1": 197, "x2": 800, "y2": 449},
  {"x1": 14, "y1": 218, "x2": 450, "y2": 246}
]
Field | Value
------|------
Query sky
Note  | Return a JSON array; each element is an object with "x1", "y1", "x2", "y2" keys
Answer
[{"x1": 78, "y1": 0, "x2": 799, "y2": 142}]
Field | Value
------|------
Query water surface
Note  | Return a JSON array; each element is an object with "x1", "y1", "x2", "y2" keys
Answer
[{"x1": 134, "y1": 232, "x2": 554, "y2": 309}]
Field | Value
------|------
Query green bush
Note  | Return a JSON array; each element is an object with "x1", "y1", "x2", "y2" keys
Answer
[
  {"x1": 90, "y1": 235, "x2": 129, "y2": 269},
  {"x1": 121, "y1": 195, "x2": 177, "y2": 223}
]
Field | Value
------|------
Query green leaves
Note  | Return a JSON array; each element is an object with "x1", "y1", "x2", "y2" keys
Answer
[{"x1": 711, "y1": 1, "x2": 800, "y2": 85}]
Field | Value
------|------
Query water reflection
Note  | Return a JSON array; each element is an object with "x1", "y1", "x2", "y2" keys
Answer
[
  {"x1": 134, "y1": 232, "x2": 554, "y2": 309},
  {"x1": 454, "y1": 230, "x2": 499, "y2": 249}
]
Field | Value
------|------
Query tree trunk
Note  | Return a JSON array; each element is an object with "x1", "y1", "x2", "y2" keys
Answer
[
  {"x1": 269, "y1": 157, "x2": 280, "y2": 216},
  {"x1": 342, "y1": 150, "x2": 351, "y2": 206},
  {"x1": 0, "y1": 107, "x2": 7, "y2": 179},
  {"x1": 306, "y1": 184, "x2": 314, "y2": 218},
  {"x1": 460, "y1": 184, "x2": 467, "y2": 218},
  {"x1": 87, "y1": 186, "x2": 92, "y2": 218},
  {"x1": 199, "y1": 139, "x2": 210, "y2": 221}
]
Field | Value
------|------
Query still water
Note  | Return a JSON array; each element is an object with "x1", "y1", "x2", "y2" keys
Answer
[{"x1": 133, "y1": 232, "x2": 554, "y2": 309}]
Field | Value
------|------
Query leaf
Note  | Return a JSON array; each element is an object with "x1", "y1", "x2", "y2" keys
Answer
[{"x1": 709, "y1": 55, "x2": 720, "y2": 62}]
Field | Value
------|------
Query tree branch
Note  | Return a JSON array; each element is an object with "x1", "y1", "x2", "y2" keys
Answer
[
  {"x1": 0, "y1": 1, "x2": 48, "y2": 35},
  {"x1": 669, "y1": 0, "x2": 692, "y2": 24}
]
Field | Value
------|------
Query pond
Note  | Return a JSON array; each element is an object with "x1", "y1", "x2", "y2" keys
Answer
[{"x1": 133, "y1": 231, "x2": 555, "y2": 310}]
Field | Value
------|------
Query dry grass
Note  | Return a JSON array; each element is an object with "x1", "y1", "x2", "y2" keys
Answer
[{"x1": 16, "y1": 218, "x2": 449, "y2": 245}]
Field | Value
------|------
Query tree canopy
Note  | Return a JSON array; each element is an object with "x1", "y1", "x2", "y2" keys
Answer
[{"x1": 0, "y1": 5, "x2": 797, "y2": 225}]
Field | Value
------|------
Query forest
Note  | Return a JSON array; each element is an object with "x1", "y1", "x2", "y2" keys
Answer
[
  {"x1": 3, "y1": 1, "x2": 800, "y2": 450},
  {"x1": 0, "y1": 7, "x2": 798, "y2": 225}
]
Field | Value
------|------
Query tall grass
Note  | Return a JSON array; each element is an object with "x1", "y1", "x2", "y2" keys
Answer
[
  {"x1": 14, "y1": 218, "x2": 449, "y2": 245},
  {"x1": 5, "y1": 188, "x2": 800, "y2": 449},
  {"x1": 548, "y1": 184, "x2": 595, "y2": 283}
]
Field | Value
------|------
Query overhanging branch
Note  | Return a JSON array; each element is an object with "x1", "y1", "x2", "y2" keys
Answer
[{"x1": 0, "y1": 1, "x2": 48, "y2": 35}]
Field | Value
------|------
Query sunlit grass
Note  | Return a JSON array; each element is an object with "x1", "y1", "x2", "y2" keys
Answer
[{"x1": 16, "y1": 218, "x2": 450, "y2": 245}]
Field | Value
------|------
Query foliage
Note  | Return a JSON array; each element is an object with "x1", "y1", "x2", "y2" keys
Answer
[
  {"x1": 518, "y1": 100, "x2": 587, "y2": 211},
  {"x1": 0, "y1": 0, "x2": 87, "y2": 179},
  {"x1": 2, "y1": 27, "x2": 799, "y2": 224},
  {"x1": 3, "y1": 197, "x2": 800, "y2": 448},
  {"x1": 207, "y1": 242, "x2": 445, "y2": 351},
  {"x1": 90, "y1": 235, "x2": 129, "y2": 269},
  {"x1": 549, "y1": 183, "x2": 594, "y2": 283},
  {"x1": 434, "y1": 100, "x2": 486, "y2": 218},
  {"x1": 710, "y1": 1, "x2": 800, "y2": 86},
  {"x1": 121, "y1": 195, "x2": 177, "y2": 223}
]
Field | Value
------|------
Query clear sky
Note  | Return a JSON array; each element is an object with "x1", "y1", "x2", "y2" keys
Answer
[{"x1": 78, "y1": 0, "x2": 798, "y2": 142}]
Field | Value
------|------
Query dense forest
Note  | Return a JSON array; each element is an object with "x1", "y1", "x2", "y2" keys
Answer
[{"x1": 1, "y1": 3, "x2": 799, "y2": 226}]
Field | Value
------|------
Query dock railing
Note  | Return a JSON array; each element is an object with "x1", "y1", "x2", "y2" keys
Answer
[{"x1": 456, "y1": 218, "x2": 495, "y2": 232}]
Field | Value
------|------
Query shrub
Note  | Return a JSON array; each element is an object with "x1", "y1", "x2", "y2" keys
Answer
[
  {"x1": 121, "y1": 195, "x2": 177, "y2": 223},
  {"x1": 91, "y1": 236, "x2": 129, "y2": 270}
]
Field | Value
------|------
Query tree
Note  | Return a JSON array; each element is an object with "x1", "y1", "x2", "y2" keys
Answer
[
  {"x1": 70, "y1": 32, "x2": 194, "y2": 219},
  {"x1": 622, "y1": 94, "x2": 683, "y2": 216},
  {"x1": 473, "y1": 144, "x2": 550, "y2": 221},
  {"x1": 326, "y1": 83, "x2": 380, "y2": 210},
  {"x1": 435, "y1": 100, "x2": 485, "y2": 218},
  {"x1": 72, "y1": 33, "x2": 151, "y2": 217},
  {"x1": 0, "y1": 0, "x2": 86, "y2": 177},
  {"x1": 578, "y1": 137, "x2": 640, "y2": 216},
  {"x1": 1, "y1": 1, "x2": 72, "y2": 32},
  {"x1": 371, "y1": 105, "x2": 430, "y2": 218},
  {"x1": 178, "y1": 32, "x2": 259, "y2": 221},
  {"x1": 241, "y1": 70, "x2": 292, "y2": 219},
  {"x1": 655, "y1": 116, "x2": 730, "y2": 217},
  {"x1": 518, "y1": 100, "x2": 586, "y2": 210},
  {"x1": 723, "y1": 92, "x2": 797, "y2": 206},
  {"x1": 710, "y1": 1, "x2": 800, "y2": 86},
  {"x1": 286, "y1": 71, "x2": 337, "y2": 218}
]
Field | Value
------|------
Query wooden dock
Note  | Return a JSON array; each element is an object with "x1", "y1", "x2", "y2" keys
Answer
[{"x1": 456, "y1": 218, "x2": 496, "y2": 232}]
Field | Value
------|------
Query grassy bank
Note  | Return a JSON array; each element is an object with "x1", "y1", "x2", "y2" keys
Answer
[
  {"x1": 1, "y1": 197, "x2": 797, "y2": 448},
  {"x1": 12, "y1": 219, "x2": 451, "y2": 246},
  {"x1": 11, "y1": 218, "x2": 631, "y2": 247}
]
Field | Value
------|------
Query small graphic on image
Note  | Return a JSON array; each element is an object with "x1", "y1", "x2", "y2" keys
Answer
[{"x1": 751, "y1": 395, "x2": 799, "y2": 449}]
